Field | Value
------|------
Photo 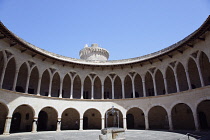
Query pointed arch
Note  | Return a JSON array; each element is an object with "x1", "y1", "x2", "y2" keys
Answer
[
  {"x1": 176, "y1": 62, "x2": 188, "y2": 91},
  {"x1": 0, "y1": 51, "x2": 5, "y2": 84},
  {"x1": 124, "y1": 75, "x2": 132, "y2": 98},
  {"x1": 94, "y1": 76, "x2": 102, "y2": 99},
  {"x1": 188, "y1": 58, "x2": 201, "y2": 89},
  {"x1": 2, "y1": 57, "x2": 16, "y2": 90},
  {"x1": 199, "y1": 52, "x2": 210, "y2": 86},
  {"x1": 155, "y1": 70, "x2": 165, "y2": 95},
  {"x1": 62, "y1": 74, "x2": 71, "y2": 98},
  {"x1": 104, "y1": 76, "x2": 112, "y2": 99},
  {"x1": 16, "y1": 62, "x2": 29, "y2": 93},
  {"x1": 51, "y1": 72, "x2": 60, "y2": 97},
  {"x1": 40, "y1": 69, "x2": 50, "y2": 96},
  {"x1": 114, "y1": 76, "x2": 122, "y2": 99},
  {"x1": 73, "y1": 75, "x2": 81, "y2": 99},
  {"x1": 83, "y1": 76, "x2": 91, "y2": 99},
  {"x1": 134, "y1": 74, "x2": 143, "y2": 97},
  {"x1": 145, "y1": 72, "x2": 154, "y2": 96},
  {"x1": 166, "y1": 66, "x2": 176, "y2": 93},
  {"x1": 28, "y1": 66, "x2": 39, "y2": 94}
]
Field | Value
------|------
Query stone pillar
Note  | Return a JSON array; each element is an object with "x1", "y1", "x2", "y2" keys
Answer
[
  {"x1": 101, "y1": 84, "x2": 104, "y2": 99},
  {"x1": 111, "y1": 81, "x2": 114, "y2": 99},
  {"x1": 168, "y1": 114, "x2": 173, "y2": 131},
  {"x1": 70, "y1": 82, "x2": 73, "y2": 99},
  {"x1": 185, "y1": 70, "x2": 192, "y2": 90},
  {"x1": 152, "y1": 76, "x2": 157, "y2": 96},
  {"x1": 142, "y1": 80, "x2": 146, "y2": 97},
  {"x1": 81, "y1": 84, "x2": 84, "y2": 99},
  {"x1": 123, "y1": 117, "x2": 127, "y2": 130},
  {"x1": 32, "y1": 117, "x2": 38, "y2": 132},
  {"x1": 197, "y1": 63, "x2": 205, "y2": 87},
  {"x1": 101, "y1": 117, "x2": 105, "y2": 129},
  {"x1": 37, "y1": 77, "x2": 42, "y2": 95},
  {"x1": 59, "y1": 81, "x2": 63, "y2": 98},
  {"x1": 174, "y1": 73, "x2": 180, "y2": 92},
  {"x1": 25, "y1": 72, "x2": 31, "y2": 93},
  {"x1": 145, "y1": 115, "x2": 149, "y2": 130},
  {"x1": 132, "y1": 79, "x2": 135, "y2": 98},
  {"x1": 121, "y1": 79, "x2": 125, "y2": 99},
  {"x1": 79, "y1": 118, "x2": 83, "y2": 130},
  {"x1": 163, "y1": 77, "x2": 168, "y2": 94},
  {"x1": 3, "y1": 117, "x2": 12, "y2": 135},
  {"x1": 48, "y1": 78, "x2": 52, "y2": 97},
  {"x1": 57, "y1": 118, "x2": 61, "y2": 131},
  {"x1": 12, "y1": 70, "x2": 19, "y2": 91},
  {"x1": 0, "y1": 65, "x2": 6, "y2": 88},
  {"x1": 193, "y1": 111, "x2": 200, "y2": 131},
  {"x1": 91, "y1": 84, "x2": 94, "y2": 99}
]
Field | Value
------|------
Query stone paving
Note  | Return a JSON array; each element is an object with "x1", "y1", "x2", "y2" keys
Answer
[{"x1": 0, "y1": 130, "x2": 208, "y2": 140}]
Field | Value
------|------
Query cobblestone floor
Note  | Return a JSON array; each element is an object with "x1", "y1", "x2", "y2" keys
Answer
[{"x1": 0, "y1": 130, "x2": 208, "y2": 140}]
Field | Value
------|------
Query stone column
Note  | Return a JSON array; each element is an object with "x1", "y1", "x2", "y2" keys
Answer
[
  {"x1": 152, "y1": 76, "x2": 157, "y2": 96},
  {"x1": 185, "y1": 69, "x2": 192, "y2": 90},
  {"x1": 142, "y1": 80, "x2": 146, "y2": 97},
  {"x1": 163, "y1": 77, "x2": 168, "y2": 94},
  {"x1": 193, "y1": 111, "x2": 200, "y2": 131},
  {"x1": 101, "y1": 84, "x2": 104, "y2": 99},
  {"x1": 79, "y1": 118, "x2": 83, "y2": 130},
  {"x1": 174, "y1": 73, "x2": 180, "y2": 92},
  {"x1": 123, "y1": 117, "x2": 127, "y2": 130},
  {"x1": 25, "y1": 72, "x2": 31, "y2": 93},
  {"x1": 121, "y1": 79, "x2": 125, "y2": 99},
  {"x1": 32, "y1": 117, "x2": 38, "y2": 132},
  {"x1": 197, "y1": 63, "x2": 205, "y2": 87},
  {"x1": 3, "y1": 117, "x2": 12, "y2": 135},
  {"x1": 57, "y1": 118, "x2": 61, "y2": 131},
  {"x1": 145, "y1": 115, "x2": 149, "y2": 130},
  {"x1": 81, "y1": 84, "x2": 84, "y2": 99},
  {"x1": 111, "y1": 81, "x2": 114, "y2": 99},
  {"x1": 101, "y1": 117, "x2": 105, "y2": 129},
  {"x1": 91, "y1": 83, "x2": 94, "y2": 99},
  {"x1": 37, "y1": 76, "x2": 42, "y2": 95},
  {"x1": 12, "y1": 70, "x2": 19, "y2": 91},
  {"x1": 48, "y1": 78, "x2": 52, "y2": 97},
  {"x1": 70, "y1": 82, "x2": 73, "y2": 99},
  {"x1": 59, "y1": 81, "x2": 63, "y2": 98},
  {"x1": 0, "y1": 65, "x2": 6, "y2": 88},
  {"x1": 132, "y1": 79, "x2": 136, "y2": 98},
  {"x1": 168, "y1": 114, "x2": 173, "y2": 131}
]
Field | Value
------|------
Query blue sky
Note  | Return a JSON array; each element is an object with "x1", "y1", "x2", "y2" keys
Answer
[{"x1": 0, "y1": 0, "x2": 210, "y2": 60}]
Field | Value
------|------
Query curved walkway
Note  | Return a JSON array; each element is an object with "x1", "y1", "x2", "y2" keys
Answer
[{"x1": 0, "y1": 130, "x2": 205, "y2": 140}]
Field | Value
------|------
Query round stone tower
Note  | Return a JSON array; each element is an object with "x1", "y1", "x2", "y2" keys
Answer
[{"x1": 79, "y1": 43, "x2": 109, "y2": 61}]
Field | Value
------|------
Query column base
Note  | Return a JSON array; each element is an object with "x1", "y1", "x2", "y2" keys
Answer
[
  {"x1": 32, "y1": 130, "x2": 37, "y2": 133},
  {"x1": 3, "y1": 132, "x2": 10, "y2": 135}
]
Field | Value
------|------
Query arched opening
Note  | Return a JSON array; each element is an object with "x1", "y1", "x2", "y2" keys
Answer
[
  {"x1": 166, "y1": 67, "x2": 176, "y2": 94},
  {"x1": 126, "y1": 107, "x2": 145, "y2": 129},
  {"x1": 124, "y1": 75, "x2": 132, "y2": 98},
  {"x1": 134, "y1": 74, "x2": 143, "y2": 97},
  {"x1": 0, "y1": 51, "x2": 5, "y2": 84},
  {"x1": 105, "y1": 108, "x2": 123, "y2": 128},
  {"x1": 37, "y1": 107, "x2": 58, "y2": 131},
  {"x1": 61, "y1": 108, "x2": 80, "y2": 130},
  {"x1": 40, "y1": 70, "x2": 50, "y2": 96},
  {"x1": 197, "y1": 100, "x2": 210, "y2": 130},
  {"x1": 176, "y1": 63, "x2": 188, "y2": 92},
  {"x1": 16, "y1": 63, "x2": 28, "y2": 93},
  {"x1": 10, "y1": 105, "x2": 34, "y2": 133},
  {"x1": 0, "y1": 103, "x2": 8, "y2": 134},
  {"x1": 188, "y1": 58, "x2": 201, "y2": 89},
  {"x1": 104, "y1": 76, "x2": 112, "y2": 99},
  {"x1": 3, "y1": 57, "x2": 16, "y2": 90},
  {"x1": 148, "y1": 106, "x2": 168, "y2": 129},
  {"x1": 145, "y1": 72, "x2": 154, "y2": 96},
  {"x1": 62, "y1": 74, "x2": 71, "y2": 98},
  {"x1": 83, "y1": 109, "x2": 101, "y2": 129},
  {"x1": 155, "y1": 70, "x2": 165, "y2": 95},
  {"x1": 28, "y1": 66, "x2": 39, "y2": 94},
  {"x1": 73, "y1": 75, "x2": 81, "y2": 99},
  {"x1": 83, "y1": 76, "x2": 91, "y2": 99},
  {"x1": 51, "y1": 72, "x2": 60, "y2": 97},
  {"x1": 199, "y1": 52, "x2": 210, "y2": 86},
  {"x1": 172, "y1": 103, "x2": 195, "y2": 130},
  {"x1": 114, "y1": 76, "x2": 122, "y2": 99},
  {"x1": 94, "y1": 77, "x2": 102, "y2": 99}
]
